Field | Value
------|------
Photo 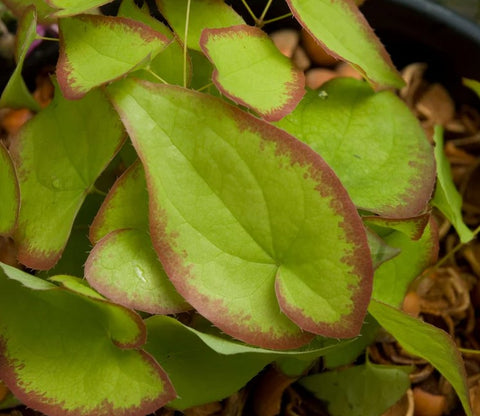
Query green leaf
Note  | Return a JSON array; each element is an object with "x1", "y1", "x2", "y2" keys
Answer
[
  {"x1": 57, "y1": 14, "x2": 170, "y2": 99},
  {"x1": 369, "y1": 299, "x2": 472, "y2": 416},
  {"x1": 0, "y1": 144, "x2": 19, "y2": 236},
  {"x1": 0, "y1": 6, "x2": 41, "y2": 111},
  {"x1": 463, "y1": 78, "x2": 480, "y2": 96},
  {"x1": 0, "y1": 263, "x2": 176, "y2": 416},
  {"x1": 10, "y1": 83, "x2": 125, "y2": 270},
  {"x1": 372, "y1": 218, "x2": 438, "y2": 307},
  {"x1": 286, "y1": 0, "x2": 403, "y2": 89},
  {"x1": 363, "y1": 213, "x2": 430, "y2": 241},
  {"x1": 299, "y1": 361, "x2": 412, "y2": 416},
  {"x1": 86, "y1": 161, "x2": 189, "y2": 314},
  {"x1": 118, "y1": 0, "x2": 189, "y2": 86},
  {"x1": 2, "y1": 0, "x2": 56, "y2": 23},
  {"x1": 276, "y1": 79, "x2": 435, "y2": 217},
  {"x1": 432, "y1": 125, "x2": 474, "y2": 243},
  {"x1": 201, "y1": 25, "x2": 305, "y2": 121},
  {"x1": 157, "y1": 0, "x2": 244, "y2": 51},
  {"x1": 47, "y1": 0, "x2": 113, "y2": 17},
  {"x1": 366, "y1": 229, "x2": 400, "y2": 269},
  {"x1": 108, "y1": 78, "x2": 373, "y2": 349},
  {"x1": 145, "y1": 315, "x2": 352, "y2": 409}
]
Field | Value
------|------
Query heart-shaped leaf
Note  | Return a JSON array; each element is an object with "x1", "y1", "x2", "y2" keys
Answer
[
  {"x1": 10, "y1": 83, "x2": 125, "y2": 270},
  {"x1": 371, "y1": 217, "x2": 438, "y2": 307},
  {"x1": 0, "y1": 144, "x2": 19, "y2": 236},
  {"x1": 46, "y1": 0, "x2": 114, "y2": 17},
  {"x1": 201, "y1": 25, "x2": 305, "y2": 121},
  {"x1": 0, "y1": 263, "x2": 176, "y2": 416},
  {"x1": 86, "y1": 161, "x2": 189, "y2": 314},
  {"x1": 2, "y1": 0, "x2": 56, "y2": 23},
  {"x1": 157, "y1": 0, "x2": 244, "y2": 51},
  {"x1": 58, "y1": 15, "x2": 171, "y2": 99},
  {"x1": 276, "y1": 79, "x2": 435, "y2": 217},
  {"x1": 108, "y1": 78, "x2": 373, "y2": 349},
  {"x1": 300, "y1": 361, "x2": 412, "y2": 416},
  {"x1": 0, "y1": 6, "x2": 41, "y2": 111},
  {"x1": 432, "y1": 125, "x2": 474, "y2": 243},
  {"x1": 286, "y1": 0, "x2": 404, "y2": 89},
  {"x1": 369, "y1": 299, "x2": 472, "y2": 416}
]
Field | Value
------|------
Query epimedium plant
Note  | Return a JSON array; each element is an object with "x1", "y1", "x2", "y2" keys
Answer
[{"x1": 0, "y1": 0, "x2": 478, "y2": 415}]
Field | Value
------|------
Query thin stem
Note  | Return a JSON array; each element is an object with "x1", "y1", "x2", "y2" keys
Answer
[
  {"x1": 196, "y1": 82, "x2": 213, "y2": 92},
  {"x1": 36, "y1": 36, "x2": 59, "y2": 42},
  {"x1": 459, "y1": 348, "x2": 480, "y2": 355},
  {"x1": 90, "y1": 186, "x2": 107, "y2": 197},
  {"x1": 240, "y1": 0, "x2": 258, "y2": 23},
  {"x1": 258, "y1": 0, "x2": 274, "y2": 24},
  {"x1": 262, "y1": 12, "x2": 293, "y2": 25},
  {"x1": 146, "y1": 68, "x2": 168, "y2": 84},
  {"x1": 183, "y1": 0, "x2": 192, "y2": 88}
]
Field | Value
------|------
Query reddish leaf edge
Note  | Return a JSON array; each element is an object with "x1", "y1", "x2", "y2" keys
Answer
[
  {"x1": 57, "y1": 15, "x2": 172, "y2": 100},
  {"x1": 362, "y1": 211, "x2": 431, "y2": 241},
  {"x1": 285, "y1": 0, "x2": 404, "y2": 90},
  {"x1": 0, "y1": 143, "x2": 20, "y2": 237},
  {"x1": 200, "y1": 25, "x2": 306, "y2": 122}
]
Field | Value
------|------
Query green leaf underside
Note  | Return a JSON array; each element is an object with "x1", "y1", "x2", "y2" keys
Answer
[
  {"x1": 2, "y1": 0, "x2": 56, "y2": 23},
  {"x1": 286, "y1": 0, "x2": 403, "y2": 89},
  {"x1": 432, "y1": 126, "x2": 474, "y2": 243},
  {"x1": 366, "y1": 229, "x2": 400, "y2": 269},
  {"x1": 372, "y1": 218, "x2": 438, "y2": 307},
  {"x1": 0, "y1": 6, "x2": 41, "y2": 111},
  {"x1": 57, "y1": 15, "x2": 170, "y2": 99},
  {"x1": 0, "y1": 263, "x2": 175, "y2": 416},
  {"x1": 118, "y1": 0, "x2": 189, "y2": 86},
  {"x1": 86, "y1": 229, "x2": 190, "y2": 314},
  {"x1": 47, "y1": 0, "x2": 114, "y2": 17},
  {"x1": 10, "y1": 84, "x2": 124, "y2": 270},
  {"x1": 145, "y1": 315, "x2": 352, "y2": 409},
  {"x1": 363, "y1": 212, "x2": 430, "y2": 241},
  {"x1": 300, "y1": 362, "x2": 411, "y2": 416},
  {"x1": 368, "y1": 300, "x2": 472, "y2": 416},
  {"x1": 87, "y1": 161, "x2": 188, "y2": 313},
  {"x1": 201, "y1": 25, "x2": 305, "y2": 121},
  {"x1": 108, "y1": 78, "x2": 373, "y2": 349},
  {"x1": 276, "y1": 80, "x2": 435, "y2": 217},
  {"x1": 157, "y1": 0, "x2": 244, "y2": 51},
  {"x1": 0, "y1": 144, "x2": 19, "y2": 235}
]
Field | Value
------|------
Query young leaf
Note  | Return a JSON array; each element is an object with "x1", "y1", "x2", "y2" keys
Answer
[
  {"x1": 46, "y1": 0, "x2": 114, "y2": 17},
  {"x1": 201, "y1": 25, "x2": 305, "y2": 121},
  {"x1": 463, "y1": 78, "x2": 480, "y2": 96},
  {"x1": 0, "y1": 144, "x2": 19, "y2": 236},
  {"x1": 0, "y1": 263, "x2": 176, "y2": 416},
  {"x1": 2, "y1": 0, "x2": 56, "y2": 23},
  {"x1": 57, "y1": 15, "x2": 171, "y2": 99},
  {"x1": 10, "y1": 83, "x2": 125, "y2": 270},
  {"x1": 363, "y1": 212, "x2": 430, "y2": 241},
  {"x1": 86, "y1": 161, "x2": 189, "y2": 314},
  {"x1": 366, "y1": 229, "x2": 400, "y2": 269},
  {"x1": 157, "y1": 0, "x2": 244, "y2": 51},
  {"x1": 108, "y1": 78, "x2": 373, "y2": 349},
  {"x1": 432, "y1": 125, "x2": 474, "y2": 243},
  {"x1": 286, "y1": 0, "x2": 404, "y2": 89},
  {"x1": 0, "y1": 6, "x2": 41, "y2": 111},
  {"x1": 299, "y1": 361, "x2": 412, "y2": 416},
  {"x1": 276, "y1": 79, "x2": 435, "y2": 217},
  {"x1": 118, "y1": 0, "x2": 189, "y2": 86},
  {"x1": 369, "y1": 300, "x2": 472, "y2": 416},
  {"x1": 371, "y1": 218, "x2": 438, "y2": 307}
]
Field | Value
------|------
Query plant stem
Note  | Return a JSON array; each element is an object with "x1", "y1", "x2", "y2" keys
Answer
[
  {"x1": 183, "y1": 0, "x2": 192, "y2": 88},
  {"x1": 262, "y1": 12, "x2": 293, "y2": 25},
  {"x1": 240, "y1": 0, "x2": 258, "y2": 23},
  {"x1": 36, "y1": 36, "x2": 59, "y2": 42},
  {"x1": 258, "y1": 0, "x2": 274, "y2": 24},
  {"x1": 90, "y1": 186, "x2": 107, "y2": 197},
  {"x1": 196, "y1": 82, "x2": 213, "y2": 92},
  {"x1": 146, "y1": 68, "x2": 168, "y2": 84}
]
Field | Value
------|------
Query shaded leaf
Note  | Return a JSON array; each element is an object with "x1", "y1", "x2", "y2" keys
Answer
[
  {"x1": 363, "y1": 212, "x2": 430, "y2": 241},
  {"x1": 10, "y1": 83, "x2": 125, "y2": 270},
  {"x1": 432, "y1": 125, "x2": 474, "y2": 243},
  {"x1": 201, "y1": 25, "x2": 305, "y2": 121},
  {"x1": 58, "y1": 14, "x2": 170, "y2": 99},
  {"x1": 86, "y1": 161, "x2": 189, "y2": 314},
  {"x1": 372, "y1": 218, "x2": 438, "y2": 307},
  {"x1": 276, "y1": 79, "x2": 435, "y2": 217},
  {"x1": 366, "y1": 228, "x2": 400, "y2": 269},
  {"x1": 0, "y1": 263, "x2": 176, "y2": 416},
  {"x1": 463, "y1": 78, "x2": 480, "y2": 96},
  {"x1": 157, "y1": 0, "x2": 244, "y2": 51},
  {"x1": 299, "y1": 361, "x2": 412, "y2": 416},
  {"x1": 286, "y1": 0, "x2": 403, "y2": 89},
  {"x1": 108, "y1": 78, "x2": 373, "y2": 349},
  {"x1": 0, "y1": 144, "x2": 19, "y2": 236},
  {"x1": 0, "y1": 6, "x2": 41, "y2": 111},
  {"x1": 369, "y1": 299, "x2": 472, "y2": 416},
  {"x1": 2, "y1": 0, "x2": 56, "y2": 23},
  {"x1": 46, "y1": 0, "x2": 114, "y2": 17}
]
